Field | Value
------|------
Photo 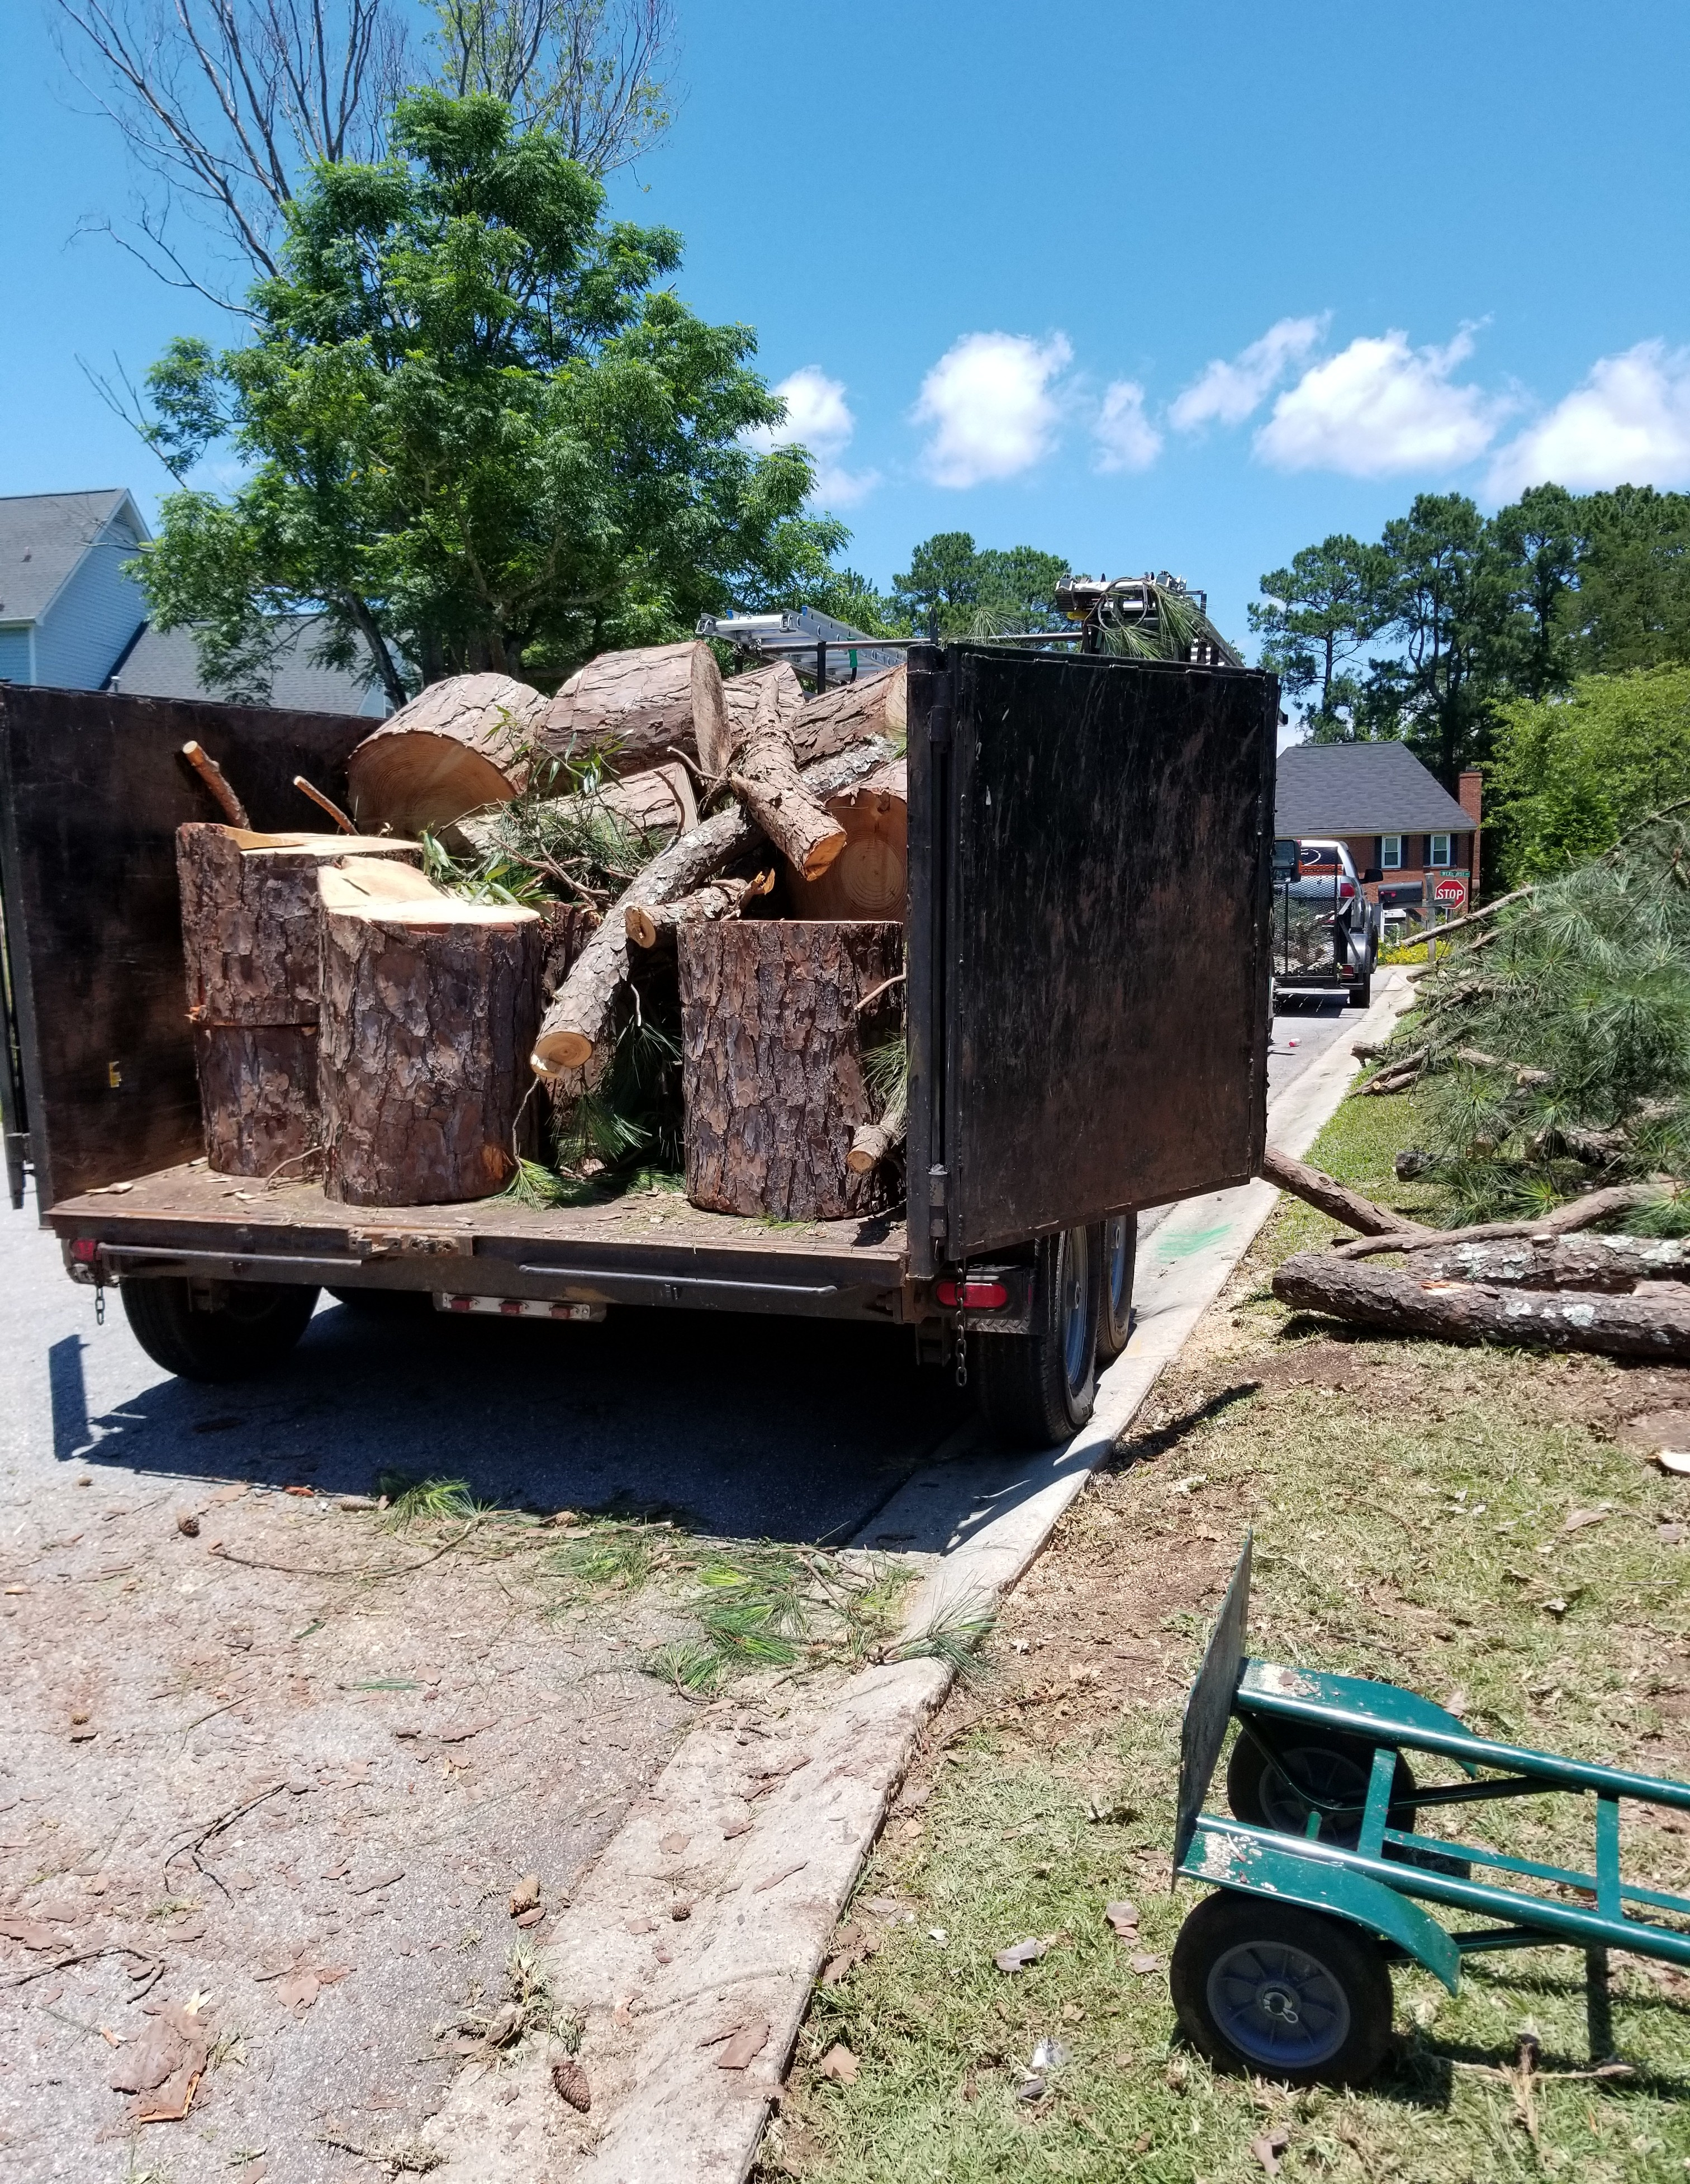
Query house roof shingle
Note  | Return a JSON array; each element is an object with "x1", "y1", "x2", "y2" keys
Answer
[
  {"x1": 0, "y1": 490, "x2": 143, "y2": 624},
  {"x1": 1275, "y1": 740, "x2": 1474, "y2": 839},
  {"x1": 110, "y1": 615, "x2": 387, "y2": 717}
]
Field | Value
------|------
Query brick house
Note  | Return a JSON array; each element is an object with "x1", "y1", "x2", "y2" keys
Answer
[{"x1": 1275, "y1": 741, "x2": 1484, "y2": 920}]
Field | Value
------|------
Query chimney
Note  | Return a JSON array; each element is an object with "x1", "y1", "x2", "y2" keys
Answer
[{"x1": 1459, "y1": 769, "x2": 1483, "y2": 897}]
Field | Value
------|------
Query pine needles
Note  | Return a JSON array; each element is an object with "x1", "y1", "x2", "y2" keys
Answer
[{"x1": 550, "y1": 1013, "x2": 682, "y2": 1177}]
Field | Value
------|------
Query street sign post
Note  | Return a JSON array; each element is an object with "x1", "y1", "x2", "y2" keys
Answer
[{"x1": 1433, "y1": 875, "x2": 1468, "y2": 911}]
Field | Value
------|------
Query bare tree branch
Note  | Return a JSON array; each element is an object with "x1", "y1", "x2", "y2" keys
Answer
[{"x1": 431, "y1": 0, "x2": 677, "y2": 172}]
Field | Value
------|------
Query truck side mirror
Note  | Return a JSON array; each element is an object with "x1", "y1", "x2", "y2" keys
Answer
[{"x1": 1362, "y1": 868, "x2": 1383, "y2": 884}]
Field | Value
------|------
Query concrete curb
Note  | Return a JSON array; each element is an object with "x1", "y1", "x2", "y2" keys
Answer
[{"x1": 421, "y1": 978, "x2": 1414, "y2": 2182}]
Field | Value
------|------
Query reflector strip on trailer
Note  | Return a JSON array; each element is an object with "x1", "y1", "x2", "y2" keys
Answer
[{"x1": 435, "y1": 1294, "x2": 605, "y2": 1321}]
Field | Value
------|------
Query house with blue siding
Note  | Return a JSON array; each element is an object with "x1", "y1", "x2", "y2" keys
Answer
[{"x1": 0, "y1": 487, "x2": 387, "y2": 716}]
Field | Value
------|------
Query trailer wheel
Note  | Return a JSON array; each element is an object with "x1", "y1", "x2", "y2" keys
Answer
[
  {"x1": 1227, "y1": 1730, "x2": 1417, "y2": 1847},
  {"x1": 1171, "y1": 1892, "x2": 1393, "y2": 2084},
  {"x1": 974, "y1": 1225, "x2": 1100, "y2": 1448},
  {"x1": 122, "y1": 1277, "x2": 320, "y2": 1382},
  {"x1": 1093, "y1": 1214, "x2": 1137, "y2": 1363},
  {"x1": 1346, "y1": 974, "x2": 1373, "y2": 1009}
]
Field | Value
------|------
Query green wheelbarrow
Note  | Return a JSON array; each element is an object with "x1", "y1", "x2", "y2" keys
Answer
[{"x1": 1167, "y1": 1536, "x2": 1690, "y2": 2084}]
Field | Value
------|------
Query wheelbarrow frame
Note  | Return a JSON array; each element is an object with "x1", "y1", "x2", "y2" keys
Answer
[{"x1": 1174, "y1": 1536, "x2": 1690, "y2": 2025}]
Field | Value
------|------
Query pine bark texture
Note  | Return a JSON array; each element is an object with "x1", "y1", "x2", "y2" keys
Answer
[
  {"x1": 727, "y1": 678, "x2": 848, "y2": 882},
  {"x1": 1397, "y1": 1233, "x2": 1690, "y2": 1289},
  {"x1": 1272, "y1": 1250, "x2": 1690, "y2": 1360},
  {"x1": 192, "y1": 1023, "x2": 320, "y2": 1178},
  {"x1": 543, "y1": 641, "x2": 730, "y2": 779},
  {"x1": 1260, "y1": 1145, "x2": 1428, "y2": 1238},
  {"x1": 177, "y1": 825, "x2": 421, "y2": 1025},
  {"x1": 788, "y1": 759, "x2": 906, "y2": 921},
  {"x1": 680, "y1": 920, "x2": 904, "y2": 1220},
  {"x1": 531, "y1": 737, "x2": 898, "y2": 1087},
  {"x1": 346, "y1": 674, "x2": 547, "y2": 841},
  {"x1": 722, "y1": 661, "x2": 803, "y2": 752},
  {"x1": 625, "y1": 871, "x2": 773, "y2": 953},
  {"x1": 793, "y1": 665, "x2": 906, "y2": 766},
  {"x1": 317, "y1": 865, "x2": 543, "y2": 1207}
]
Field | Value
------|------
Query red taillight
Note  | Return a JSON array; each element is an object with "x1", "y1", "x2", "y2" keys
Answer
[
  {"x1": 1338, "y1": 879, "x2": 1355, "y2": 901},
  {"x1": 70, "y1": 1238, "x2": 98, "y2": 1265},
  {"x1": 936, "y1": 1278, "x2": 1009, "y2": 1309}
]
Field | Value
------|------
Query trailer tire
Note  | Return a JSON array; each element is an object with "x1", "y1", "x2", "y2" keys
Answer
[
  {"x1": 1346, "y1": 974, "x2": 1373, "y2": 1009},
  {"x1": 1171, "y1": 1891, "x2": 1393, "y2": 2084},
  {"x1": 121, "y1": 1277, "x2": 320, "y2": 1382},
  {"x1": 973, "y1": 1226, "x2": 1099, "y2": 1448},
  {"x1": 1093, "y1": 1214, "x2": 1137, "y2": 1363}
]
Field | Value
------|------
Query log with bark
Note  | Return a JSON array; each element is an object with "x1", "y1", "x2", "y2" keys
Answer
[
  {"x1": 725, "y1": 674, "x2": 848, "y2": 882},
  {"x1": 788, "y1": 758, "x2": 906, "y2": 921},
  {"x1": 1271, "y1": 1249, "x2": 1690, "y2": 1361},
  {"x1": 177, "y1": 825, "x2": 422, "y2": 1025},
  {"x1": 847, "y1": 1094, "x2": 906, "y2": 1176},
  {"x1": 345, "y1": 675, "x2": 549, "y2": 842},
  {"x1": 1258, "y1": 1145, "x2": 1430, "y2": 1239},
  {"x1": 529, "y1": 738, "x2": 896, "y2": 1086},
  {"x1": 543, "y1": 641, "x2": 730, "y2": 780},
  {"x1": 624, "y1": 869, "x2": 774, "y2": 953},
  {"x1": 192, "y1": 1023, "x2": 320, "y2": 1179},
  {"x1": 1335, "y1": 1184, "x2": 1683, "y2": 1259},
  {"x1": 722, "y1": 661, "x2": 803, "y2": 748},
  {"x1": 317, "y1": 861, "x2": 543, "y2": 1206},
  {"x1": 1395, "y1": 1232, "x2": 1690, "y2": 1290},
  {"x1": 792, "y1": 665, "x2": 906, "y2": 766},
  {"x1": 679, "y1": 919, "x2": 903, "y2": 1220}
]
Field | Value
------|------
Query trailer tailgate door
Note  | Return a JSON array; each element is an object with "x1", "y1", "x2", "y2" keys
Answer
[{"x1": 907, "y1": 644, "x2": 1275, "y2": 1275}]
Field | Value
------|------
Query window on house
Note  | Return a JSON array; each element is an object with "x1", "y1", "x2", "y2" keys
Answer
[
  {"x1": 1427, "y1": 833, "x2": 1452, "y2": 868},
  {"x1": 1380, "y1": 835, "x2": 1403, "y2": 870}
]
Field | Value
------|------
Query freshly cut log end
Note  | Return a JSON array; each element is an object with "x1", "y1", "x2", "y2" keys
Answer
[
  {"x1": 679, "y1": 920, "x2": 903, "y2": 1220},
  {"x1": 317, "y1": 866, "x2": 543, "y2": 1207},
  {"x1": 792, "y1": 665, "x2": 906, "y2": 766},
  {"x1": 790, "y1": 759, "x2": 906, "y2": 921},
  {"x1": 193, "y1": 1023, "x2": 319, "y2": 1178},
  {"x1": 726, "y1": 675, "x2": 848, "y2": 881},
  {"x1": 177, "y1": 825, "x2": 421, "y2": 1026},
  {"x1": 624, "y1": 870, "x2": 775, "y2": 953},
  {"x1": 846, "y1": 1096, "x2": 906, "y2": 1176},
  {"x1": 543, "y1": 641, "x2": 729, "y2": 780},
  {"x1": 346, "y1": 674, "x2": 547, "y2": 842}
]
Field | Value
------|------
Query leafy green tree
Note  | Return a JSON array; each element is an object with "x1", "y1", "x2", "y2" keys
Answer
[
  {"x1": 1563, "y1": 486, "x2": 1690, "y2": 674},
  {"x1": 1247, "y1": 535, "x2": 1388, "y2": 737},
  {"x1": 1490, "y1": 482, "x2": 1579, "y2": 700},
  {"x1": 1488, "y1": 666, "x2": 1690, "y2": 883},
  {"x1": 890, "y1": 532, "x2": 1069, "y2": 637},
  {"x1": 134, "y1": 93, "x2": 845, "y2": 704}
]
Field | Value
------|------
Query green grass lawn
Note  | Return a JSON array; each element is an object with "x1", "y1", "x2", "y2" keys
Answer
[{"x1": 762, "y1": 1091, "x2": 1690, "y2": 2184}]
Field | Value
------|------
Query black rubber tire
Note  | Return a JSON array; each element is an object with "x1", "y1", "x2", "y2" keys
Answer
[
  {"x1": 1171, "y1": 1891, "x2": 1394, "y2": 2085},
  {"x1": 326, "y1": 1286, "x2": 433, "y2": 1319},
  {"x1": 121, "y1": 1277, "x2": 320, "y2": 1382},
  {"x1": 973, "y1": 1226, "x2": 1100, "y2": 1449},
  {"x1": 1347, "y1": 974, "x2": 1373, "y2": 1008},
  {"x1": 1227, "y1": 1730, "x2": 1417, "y2": 1847},
  {"x1": 1093, "y1": 1213, "x2": 1137, "y2": 1363}
]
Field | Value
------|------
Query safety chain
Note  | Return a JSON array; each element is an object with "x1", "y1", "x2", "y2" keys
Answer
[
  {"x1": 953, "y1": 1259, "x2": 970, "y2": 1389},
  {"x1": 94, "y1": 1283, "x2": 106, "y2": 1327}
]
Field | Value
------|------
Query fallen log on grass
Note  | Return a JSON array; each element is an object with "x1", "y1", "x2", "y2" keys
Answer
[
  {"x1": 529, "y1": 738, "x2": 897, "y2": 1086},
  {"x1": 1399, "y1": 1233, "x2": 1690, "y2": 1290},
  {"x1": 1259, "y1": 1145, "x2": 1430, "y2": 1239},
  {"x1": 1272, "y1": 1250, "x2": 1690, "y2": 1361},
  {"x1": 1335, "y1": 1184, "x2": 1683, "y2": 1260}
]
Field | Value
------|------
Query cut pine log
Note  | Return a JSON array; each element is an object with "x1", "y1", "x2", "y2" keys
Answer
[
  {"x1": 792, "y1": 665, "x2": 906, "y2": 766},
  {"x1": 1259, "y1": 1145, "x2": 1429, "y2": 1239},
  {"x1": 1335, "y1": 1184, "x2": 1683, "y2": 1260},
  {"x1": 181, "y1": 740, "x2": 250, "y2": 827},
  {"x1": 543, "y1": 641, "x2": 730, "y2": 780},
  {"x1": 192, "y1": 1023, "x2": 319, "y2": 1178},
  {"x1": 625, "y1": 869, "x2": 774, "y2": 953},
  {"x1": 847, "y1": 1094, "x2": 906, "y2": 1176},
  {"x1": 317, "y1": 861, "x2": 543, "y2": 1206},
  {"x1": 345, "y1": 674, "x2": 548, "y2": 842},
  {"x1": 789, "y1": 758, "x2": 906, "y2": 921},
  {"x1": 530, "y1": 738, "x2": 896, "y2": 1085},
  {"x1": 1271, "y1": 1249, "x2": 1690, "y2": 1361},
  {"x1": 722, "y1": 661, "x2": 804, "y2": 751},
  {"x1": 177, "y1": 825, "x2": 421, "y2": 1025},
  {"x1": 680, "y1": 920, "x2": 903, "y2": 1220},
  {"x1": 726, "y1": 675, "x2": 848, "y2": 882},
  {"x1": 1399, "y1": 1232, "x2": 1690, "y2": 1290}
]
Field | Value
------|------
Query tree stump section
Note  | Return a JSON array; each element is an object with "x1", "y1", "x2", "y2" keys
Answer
[
  {"x1": 177, "y1": 826, "x2": 422, "y2": 1024},
  {"x1": 192, "y1": 1024, "x2": 320, "y2": 1179},
  {"x1": 346, "y1": 674, "x2": 548, "y2": 841},
  {"x1": 794, "y1": 664, "x2": 906, "y2": 765},
  {"x1": 317, "y1": 862, "x2": 543, "y2": 1206},
  {"x1": 679, "y1": 920, "x2": 903, "y2": 1220},
  {"x1": 787, "y1": 759, "x2": 906, "y2": 922},
  {"x1": 543, "y1": 640, "x2": 730, "y2": 780}
]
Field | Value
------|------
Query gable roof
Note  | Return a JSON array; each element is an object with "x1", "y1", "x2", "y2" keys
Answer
[
  {"x1": 1276, "y1": 739, "x2": 1474, "y2": 838},
  {"x1": 0, "y1": 490, "x2": 148, "y2": 625},
  {"x1": 108, "y1": 614, "x2": 388, "y2": 717}
]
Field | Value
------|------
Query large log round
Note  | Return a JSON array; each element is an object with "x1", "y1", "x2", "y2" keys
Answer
[
  {"x1": 317, "y1": 863, "x2": 543, "y2": 1207},
  {"x1": 679, "y1": 919, "x2": 903, "y2": 1221},
  {"x1": 542, "y1": 641, "x2": 730, "y2": 780},
  {"x1": 788, "y1": 759, "x2": 906, "y2": 921},
  {"x1": 177, "y1": 825, "x2": 421, "y2": 1025},
  {"x1": 346, "y1": 675, "x2": 548, "y2": 841},
  {"x1": 193, "y1": 1023, "x2": 320, "y2": 1178}
]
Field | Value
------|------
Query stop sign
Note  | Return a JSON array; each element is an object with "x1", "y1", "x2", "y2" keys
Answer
[{"x1": 1433, "y1": 876, "x2": 1468, "y2": 908}]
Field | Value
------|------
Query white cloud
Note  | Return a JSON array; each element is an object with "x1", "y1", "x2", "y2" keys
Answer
[
  {"x1": 1170, "y1": 315, "x2": 1326, "y2": 432},
  {"x1": 1486, "y1": 340, "x2": 1690, "y2": 500},
  {"x1": 1256, "y1": 328, "x2": 1500, "y2": 476},
  {"x1": 1093, "y1": 379, "x2": 1162, "y2": 473},
  {"x1": 746, "y1": 366, "x2": 879, "y2": 507},
  {"x1": 913, "y1": 331, "x2": 1072, "y2": 487}
]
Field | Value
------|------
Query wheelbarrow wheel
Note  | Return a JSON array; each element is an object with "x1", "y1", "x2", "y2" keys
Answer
[
  {"x1": 1227, "y1": 1730, "x2": 1417, "y2": 1846},
  {"x1": 1171, "y1": 1892, "x2": 1393, "y2": 2086}
]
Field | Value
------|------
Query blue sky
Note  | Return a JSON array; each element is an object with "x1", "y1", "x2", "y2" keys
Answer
[{"x1": 5, "y1": 0, "x2": 1689, "y2": 666}]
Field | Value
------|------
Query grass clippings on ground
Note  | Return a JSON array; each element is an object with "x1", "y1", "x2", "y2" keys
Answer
[{"x1": 766, "y1": 1087, "x2": 1690, "y2": 2184}]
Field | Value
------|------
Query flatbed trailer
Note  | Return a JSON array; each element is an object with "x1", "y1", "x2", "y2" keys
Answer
[{"x1": 1, "y1": 643, "x2": 1277, "y2": 1444}]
